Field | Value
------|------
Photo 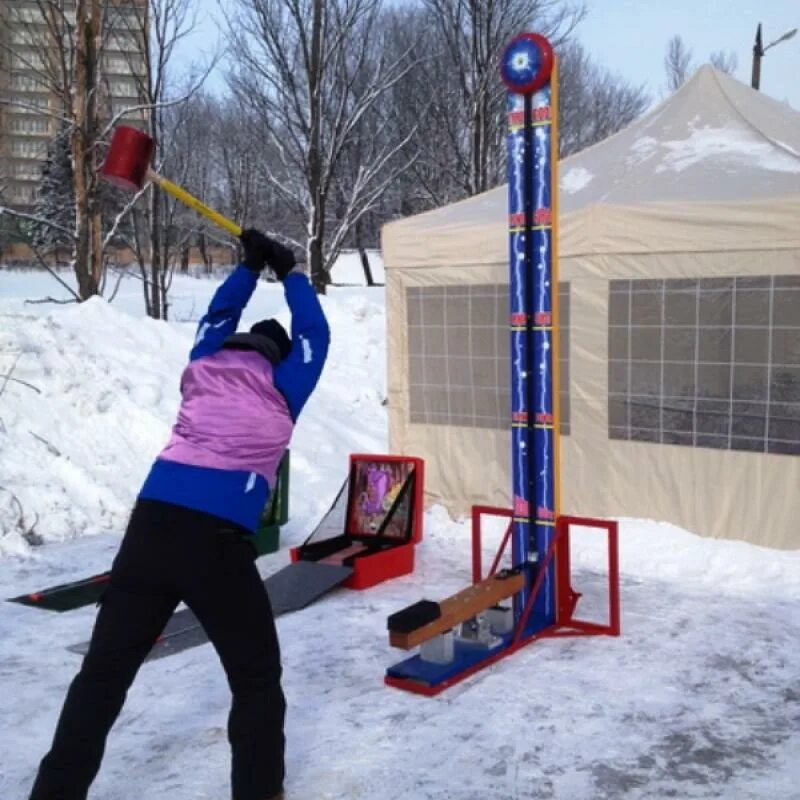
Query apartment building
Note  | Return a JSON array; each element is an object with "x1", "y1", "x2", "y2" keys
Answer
[{"x1": 0, "y1": 0, "x2": 148, "y2": 210}]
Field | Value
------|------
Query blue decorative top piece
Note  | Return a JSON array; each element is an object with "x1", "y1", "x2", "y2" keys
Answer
[{"x1": 500, "y1": 33, "x2": 554, "y2": 95}]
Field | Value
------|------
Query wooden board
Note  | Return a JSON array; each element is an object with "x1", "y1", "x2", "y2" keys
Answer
[{"x1": 389, "y1": 571, "x2": 525, "y2": 650}]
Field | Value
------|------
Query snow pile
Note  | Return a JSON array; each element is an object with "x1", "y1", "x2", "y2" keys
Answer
[
  {"x1": 568, "y1": 517, "x2": 800, "y2": 601},
  {"x1": 0, "y1": 299, "x2": 184, "y2": 551},
  {"x1": 329, "y1": 249, "x2": 385, "y2": 285},
  {"x1": 657, "y1": 124, "x2": 800, "y2": 174},
  {"x1": 560, "y1": 166, "x2": 594, "y2": 194},
  {"x1": 0, "y1": 270, "x2": 387, "y2": 554}
]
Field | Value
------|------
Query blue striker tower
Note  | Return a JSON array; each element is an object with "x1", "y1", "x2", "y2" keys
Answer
[
  {"x1": 500, "y1": 33, "x2": 561, "y2": 634},
  {"x1": 384, "y1": 33, "x2": 603, "y2": 698}
]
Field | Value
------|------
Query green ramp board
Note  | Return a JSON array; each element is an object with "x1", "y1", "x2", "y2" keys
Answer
[
  {"x1": 252, "y1": 450, "x2": 291, "y2": 555},
  {"x1": 67, "y1": 561, "x2": 353, "y2": 661},
  {"x1": 8, "y1": 572, "x2": 110, "y2": 612}
]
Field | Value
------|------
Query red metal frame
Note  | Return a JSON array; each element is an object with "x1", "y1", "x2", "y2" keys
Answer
[
  {"x1": 387, "y1": 509, "x2": 621, "y2": 696},
  {"x1": 547, "y1": 515, "x2": 621, "y2": 637},
  {"x1": 470, "y1": 505, "x2": 513, "y2": 584}
]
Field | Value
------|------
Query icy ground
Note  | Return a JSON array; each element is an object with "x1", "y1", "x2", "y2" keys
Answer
[{"x1": 0, "y1": 268, "x2": 798, "y2": 799}]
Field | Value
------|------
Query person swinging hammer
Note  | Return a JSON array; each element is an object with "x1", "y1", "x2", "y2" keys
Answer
[{"x1": 29, "y1": 229, "x2": 330, "y2": 800}]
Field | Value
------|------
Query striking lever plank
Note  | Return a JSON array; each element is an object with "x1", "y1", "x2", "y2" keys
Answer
[{"x1": 389, "y1": 571, "x2": 525, "y2": 650}]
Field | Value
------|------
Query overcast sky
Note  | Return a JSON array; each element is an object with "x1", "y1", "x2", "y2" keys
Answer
[
  {"x1": 578, "y1": 0, "x2": 798, "y2": 107},
  {"x1": 179, "y1": 0, "x2": 799, "y2": 109}
]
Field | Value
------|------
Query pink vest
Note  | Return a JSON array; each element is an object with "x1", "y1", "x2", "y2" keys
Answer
[{"x1": 160, "y1": 349, "x2": 294, "y2": 487}]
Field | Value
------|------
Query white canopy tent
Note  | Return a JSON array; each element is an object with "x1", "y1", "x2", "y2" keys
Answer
[{"x1": 383, "y1": 66, "x2": 800, "y2": 549}]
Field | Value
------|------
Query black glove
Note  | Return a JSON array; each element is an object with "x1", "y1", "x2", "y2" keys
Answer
[
  {"x1": 239, "y1": 228, "x2": 271, "y2": 273},
  {"x1": 239, "y1": 228, "x2": 296, "y2": 280},
  {"x1": 265, "y1": 237, "x2": 296, "y2": 281}
]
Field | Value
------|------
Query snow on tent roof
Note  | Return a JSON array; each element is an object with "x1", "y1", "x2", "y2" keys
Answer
[
  {"x1": 382, "y1": 66, "x2": 800, "y2": 263},
  {"x1": 558, "y1": 65, "x2": 800, "y2": 209}
]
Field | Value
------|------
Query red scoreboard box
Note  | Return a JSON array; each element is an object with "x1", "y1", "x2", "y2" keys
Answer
[{"x1": 291, "y1": 454, "x2": 425, "y2": 590}]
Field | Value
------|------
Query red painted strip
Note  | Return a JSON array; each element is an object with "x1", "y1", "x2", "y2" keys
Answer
[{"x1": 510, "y1": 312, "x2": 527, "y2": 326}]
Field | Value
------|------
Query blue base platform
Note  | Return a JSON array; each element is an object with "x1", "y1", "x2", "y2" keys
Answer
[{"x1": 386, "y1": 614, "x2": 553, "y2": 689}]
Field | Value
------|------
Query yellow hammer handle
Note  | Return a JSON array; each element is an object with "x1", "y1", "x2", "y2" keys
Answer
[{"x1": 147, "y1": 169, "x2": 242, "y2": 238}]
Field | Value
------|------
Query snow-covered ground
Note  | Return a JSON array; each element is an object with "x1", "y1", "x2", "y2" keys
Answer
[
  {"x1": 0, "y1": 268, "x2": 798, "y2": 800},
  {"x1": 329, "y1": 249, "x2": 385, "y2": 285}
]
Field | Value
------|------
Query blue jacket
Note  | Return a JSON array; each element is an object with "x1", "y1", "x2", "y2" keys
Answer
[{"x1": 139, "y1": 266, "x2": 330, "y2": 531}]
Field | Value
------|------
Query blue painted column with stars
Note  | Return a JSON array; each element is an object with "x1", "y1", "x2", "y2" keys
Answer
[{"x1": 500, "y1": 33, "x2": 559, "y2": 631}]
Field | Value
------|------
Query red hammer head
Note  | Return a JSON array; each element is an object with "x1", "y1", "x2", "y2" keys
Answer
[{"x1": 100, "y1": 125, "x2": 155, "y2": 192}]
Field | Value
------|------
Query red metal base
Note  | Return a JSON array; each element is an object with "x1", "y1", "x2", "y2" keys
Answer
[{"x1": 385, "y1": 510, "x2": 621, "y2": 695}]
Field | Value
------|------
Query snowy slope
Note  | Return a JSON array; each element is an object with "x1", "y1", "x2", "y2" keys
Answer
[
  {"x1": 329, "y1": 249, "x2": 385, "y2": 285},
  {"x1": 0, "y1": 269, "x2": 387, "y2": 552},
  {"x1": 0, "y1": 268, "x2": 798, "y2": 800}
]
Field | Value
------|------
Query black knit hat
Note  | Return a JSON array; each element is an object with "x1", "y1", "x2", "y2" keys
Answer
[{"x1": 250, "y1": 319, "x2": 291, "y2": 361}]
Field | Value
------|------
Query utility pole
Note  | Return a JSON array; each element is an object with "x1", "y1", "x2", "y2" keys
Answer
[
  {"x1": 751, "y1": 22, "x2": 798, "y2": 91},
  {"x1": 751, "y1": 23, "x2": 763, "y2": 90}
]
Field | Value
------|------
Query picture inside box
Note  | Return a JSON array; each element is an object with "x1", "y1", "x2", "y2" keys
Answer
[{"x1": 298, "y1": 458, "x2": 418, "y2": 567}]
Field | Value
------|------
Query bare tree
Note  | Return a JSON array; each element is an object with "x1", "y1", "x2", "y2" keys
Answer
[
  {"x1": 379, "y1": 5, "x2": 470, "y2": 211},
  {"x1": 208, "y1": 97, "x2": 292, "y2": 263},
  {"x1": 709, "y1": 49, "x2": 738, "y2": 75},
  {"x1": 226, "y1": 0, "x2": 418, "y2": 293},
  {"x1": 420, "y1": 0, "x2": 585, "y2": 197},
  {"x1": 559, "y1": 40, "x2": 650, "y2": 157},
  {"x1": 664, "y1": 34, "x2": 694, "y2": 91},
  {"x1": 0, "y1": 0, "x2": 145, "y2": 299},
  {"x1": 111, "y1": 0, "x2": 214, "y2": 319}
]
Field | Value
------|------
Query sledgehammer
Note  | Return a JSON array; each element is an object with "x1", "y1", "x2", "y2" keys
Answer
[{"x1": 100, "y1": 125, "x2": 242, "y2": 237}]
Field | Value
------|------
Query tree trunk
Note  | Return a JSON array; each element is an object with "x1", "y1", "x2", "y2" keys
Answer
[
  {"x1": 199, "y1": 230, "x2": 212, "y2": 274},
  {"x1": 71, "y1": 0, "x2": 103, "y2": 301},
  {"x1": 355, "y1": 221, "x2": 375, "y2": 286},
  {"x1": 149, "y1": 187, "x2": 163, "y2": 319},
  {"x1": 307, "y1": 0, "x2": 328, "y2": 295},
  {"x1": 308, "y1": 235, "x2": 327, "y2": 294},
  {"x1": 72, "y1": 0, "x2": 92, "y2": 299},
  {"x1": 358, "y1": 247, "x2": 375, "y2": 287}
]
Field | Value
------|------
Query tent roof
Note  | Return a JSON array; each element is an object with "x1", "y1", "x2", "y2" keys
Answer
[
  {"x1": 383, "y1": 67, "x2": 800, "y2": 262},
  {"x1": 559, "y1": 65, "x2": 800, "y2": 209}
]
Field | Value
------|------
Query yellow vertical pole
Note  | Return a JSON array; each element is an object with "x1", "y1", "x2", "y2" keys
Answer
[{"x1": 550, "y1": 57, "x2": 563, "y2": 523}]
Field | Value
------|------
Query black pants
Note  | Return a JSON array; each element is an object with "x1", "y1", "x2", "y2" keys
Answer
[{"x1": 29, "y1": 499, "x2": 286, "y2": 800}]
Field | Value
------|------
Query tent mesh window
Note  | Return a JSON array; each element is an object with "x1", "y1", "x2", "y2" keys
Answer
[
  {"x1": 406, "y1": 283, "x2": 570, "y2": 434},
  {"x1": 608, "y1": 276, "x2": 800, "y2": 455}
]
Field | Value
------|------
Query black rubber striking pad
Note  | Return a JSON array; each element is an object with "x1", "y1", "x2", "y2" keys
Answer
[
  {"x1": 387, "y1": 599, "x2": 441, "y2": 634},
  {"x1": 67, "y1": 561, "x2": 353, "y2": 661}
]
